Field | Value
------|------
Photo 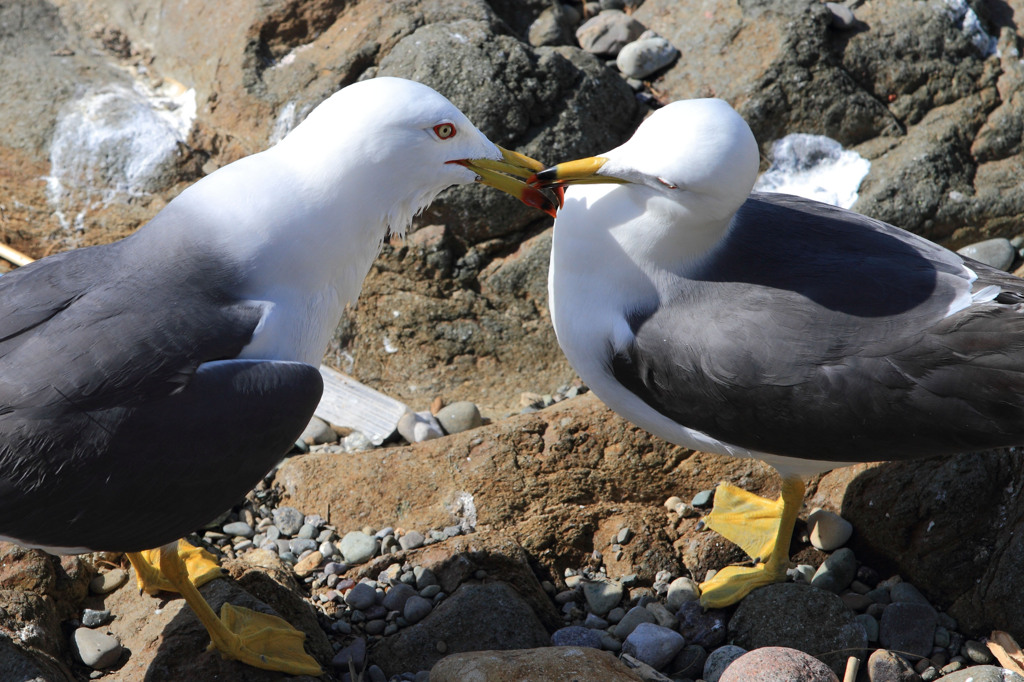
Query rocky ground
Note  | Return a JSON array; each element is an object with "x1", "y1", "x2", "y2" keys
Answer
[{"x1": 4, "y1": 0, "x2": 1024, "y2": 680}]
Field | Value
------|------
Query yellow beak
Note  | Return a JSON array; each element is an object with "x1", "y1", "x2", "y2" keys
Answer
[
  {"x1": 454, "y1": 146, "x2": 561, "y2": 218},
  {"x1": 527, "y1": 156, "x2": 630, "y2": 188}
]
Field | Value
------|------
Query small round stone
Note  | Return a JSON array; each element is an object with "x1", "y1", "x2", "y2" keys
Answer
[
  {"x1": 807, "y1": 508, "x2": 853, "y2": 551},
  {"x1": 344, "y1": 582, "x2": 378, "y2": 610},
  {"x1": 403, "y1": 595, "x2": 432, "y2": 624},
  {"x1": 616, "y1": 35, "x2": 679, "y2": 79},
  {"x1": 582, "y1": 579, "x2": 624, "y2": 616},
  {"x1": 962, "y1": 639, "x2": 994, "y2": 664},
  {"x1": 692, "y1": 489, "x2": 714, "y2": 508},
  {"x1": 551, "y1": 625, "x2": 603, "y2": 648},
  {"x1": 72, "y1": 627, "x2": 123, "y2": 669},
  {"x1": 825, "y1": 2, "x2": 857, "y2": 30},
  {"x1": 81, "y1": 609, "x2": 111, "y2": 628},
  {"x1": 958, "y1": 238, "x2": 1016, "y2": 271},
  {"x1": 810, "y1": 547, "x2": 857, "y2": 593},
  {"x1": 272, "y1": 506, "x2": 305, "y2": 536},
  {"x1": 399, "y1": 530, "x2": 425, "y2": 551},
  {"x1": 382, "y1": 583, "x2": 417, "y2": 612},
  {"x1": 413, "y1": 566, "x2": 438, "y2": 590},
  {"x1": 665, "y1": 576, "x2": 700, "y2": 610},
  {"x1": 340, "y1": 531, "x2": 379, "y2": 565},
  {"x1": 222, "y1": 521, "x2": 254, "y2": 538},
  {"x1": 435, "y1": 401, "x2": 483, "y2": 434},
  {"x1": 365, "y1": 619, "x2": 386, "y2": 636},
  {"x1": 622, "y1": 622, "x2": 686, "y2": 670},
  {"x1": 704, "y1": 644, "x2": 747, "y2": 682},
  {"x1": 89, "y1": 569, "x2": 128, "y2": 595},
  {"x1": 612, "y1": 605, "x2": 656, "y2": 639}
]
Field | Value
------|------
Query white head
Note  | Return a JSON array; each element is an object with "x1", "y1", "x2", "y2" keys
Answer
[{"x1": 533, "y1": 98, "x2": 759, "y2": 222}]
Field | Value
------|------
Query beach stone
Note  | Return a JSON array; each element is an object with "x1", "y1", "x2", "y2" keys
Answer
[
  {"x1": 728, "y1": 583, "x2": 867, "y2": 676},
  {"x1": 941, "y1": 667, "x2": 1024, "y2": 682},
  {"x1": 810, "y1": 547, "x2": 857, "y2": 593},
  {"x1": 692, "y1": 489, "x2": 714, "y2": 508},
  {"x1": 855, "y1": 613, "x2": 879, "y2": 642},
  {"x1": 807, "y1": 508, "x2": 853, "y2": 551},
  {"x1": 345, "y1": 582, "x2": 379, "y2": 610},
  {"x1": 428, "y1": 646, "x2": 644, "y2": 682},
  {"x1": 288, "y1": 538, "x2": 317, "y2": 555},
  {"x1": 582, "y1": 579, "x2": 624, "y2": 616},
  {"x1": 825, "y1": 2, "x2": 857, "y2": 30},
  {"x1": 622, "y1": 622, "x2": 685, "y2": 671},
  {"x1": 676, "y1": 600, "x2": 727, "y2": 649},
  {"x1": 414, "y1": 566, "x2": 438, "y2": 590},
  {"x1": 552, "y1": 625, "x2": 603, "y2": 649},
  {"x1": 866, "y1": 648, "x2": 920, "y2": 682},
  {"x1": 670, "y1": 644, "x2": 707, "y2": 679},
  {"x1": 340, "y1": 531, "x2": 379, "y2": 565},
  {"x1": 397, "y1": 411, "x2": 444, "y2": 443},
  {"x1": 616, "y1": 35, "x2": 678, "y2": 79},
  {"x1": 403, "y1": 595, "x2": 433, "y2": 624},
  {"x1": 435, "y1": 401, "x2": 483, "y2": 434},
  {"x1": 399, "y1": 530, "x2": 425, "y2": 551},
  {"x1": 890, "y1": 582, "x2": 934, "y2": 609},
  {"x1": 383, "y1": 583, "x2": 417, "y2": 613},
  {"x1": 665, "y1": 576, "x2": 700, "y2": 610},
  {"x1": 272, "y1": 506, "x2": 304, "y2": 536},
  {"x1": 222, "y1": 521, "x2": 254, "y2": 538},
  {"x1": 645, "y1": 601, "x2": 677, "y2": 629},
  {"x1": 72, "y1": 627, "x2": 123, "y2": 669},
  {"x1": 292, "y1": 550, "x2": 323, "y2": 577},
  {"x1": 720, "y1": 646, "x2": 839, "y2": 682},
  {"x1": 704, "y1": 645, "x2": 747, "y2": 682},
  {"x1": 527, "y1": 2, "x2": 579, "y2": 47},
  {"x1": 583, "y1": 613, "x2": 608, "y2": 629},
  {"x1": 299, "y1": 416, "x2": 336, "y2": 445},
  {"x1": 575, "y1": 10, "x2": 645, "y2": 56},
  {"x1": 332, "y1": 636, "x2": 366, "y2": 670},
  {"x1": 963, "y1": 639, "x2": 994, "y2": 664},
  {"x1": 89, "y1": 569, "x2": 127, "y2": 595},
  {"x1": 614, "y1": 605, "x2": 656, "y2": 639},
  {"x1": 958, "y1": 238, "x2": 1015, "y2": 271},
  {"x1": 879, "y1": 602, "x2": 937, "y2": 660},
  {"x1": 81, "y1": 609, "x2": 111, "y2": 628}
]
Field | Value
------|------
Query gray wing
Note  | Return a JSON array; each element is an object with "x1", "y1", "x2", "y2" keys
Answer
[
  {"x1": 0, "y1": 240, "x2": 323, "y2": 550},
  {"x1": 611, "y1": 193, "x2": 1024, "y2": 462}
]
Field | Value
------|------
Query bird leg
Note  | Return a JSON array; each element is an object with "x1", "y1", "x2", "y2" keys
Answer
[
  {"x1": 698, "y1": 476, "x2": 805, "y2": 608},
  {"x1": 128, "y1": 538, "x2": 224, "y2": 594},
  {"x1": 125, "y1": 542, "x2": 321, "y2": 675}
]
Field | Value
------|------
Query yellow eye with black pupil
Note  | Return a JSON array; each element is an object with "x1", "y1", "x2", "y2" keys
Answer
[{"x1": 433, "y1": 123, "x2": 456, "y2": 140}]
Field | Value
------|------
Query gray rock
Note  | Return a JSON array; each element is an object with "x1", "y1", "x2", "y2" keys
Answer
[
  {"x1": 397, "y1": 411, "x2": 444, "y2": 443},
  {"x1": 941, "y1": 666, "x2": 1024, "y2": 682},
  {"x1": 551, "y1": 625, "x2": 603, "y2": 648},
  {"x1": 963, "y1": 639, "x2": 995, "y2": 664},
  {"x1": 670, "y1": 644, "x2": 707, "y2": 679},
  {"x1": 583, "y1": 613, "x2": 608, "y2": 629},
  {"x1": 728, "y1": 583, "x2": 867, "y2": 676},
  {"x1": 866, "y1": 648, "x2": 920, "y2": 682},
  {"x1": 382, "y1": 583, "x2": 417, "y2": 613},
  {"x1": 345, "y1": 582, "x2": 378, "y2": 610},
  {"x1": 676, "y1": 600, "x2": 727, "y2": 649},
  {"x1": 297, "y1": 523, "x2": 316, "y2": 540},
  {"x1": 399, "y1": 530, "x2": 425, "y2": 550},
  {"x1": 403, "y1": 595, "x2": 433, "y2": 624},
  {"x1": 582, "y1": 579, "x2": 624, "y2": 616},
  {"x1": 825, "y1": 2, "x2": 857, "y2": 30},
  {"x1": 613, "y1": 605, "x2": 656, "y2": 639},
  {"x1": 272, "y1": 506, "x2": 305, "y2": 536},
  {"x1": 890, "y1": 582, "x2": 933, "y2": 609},
  {"x1": 810, "y1": 547, "x2": 857, "y2": 593},
  {"x1": 575, "y1": 9, "x2": 645, "y2": 57},
  {"x1": 607, "y1": 607, "x2": 626, "y2": 624},
  {"x1": 704, "y1": 645, "x2": 747, "y2": 682},
  {"x1": 222, "y1": 521, "x2": 254, "y2": 538},
  {"x1": 340, "y1": 531, "x2": 379, "y2": 564},
  {"x1": 616, "y1": 35, "x2": 678, "y2": 79},
  {"x1": 692, "y1": 489, "x2": 714, "y2": 508},
  {"x1": 89, "y1": 569, "x2": 127, "y2": 595},
  {"x1": 958, "y1": 238, "x2": 1015, "y2": 271},
  {"x1": 331, "y1": 636, "x2": 366, "y2": 670},
  {"x1": 879, "y1": 602, "x2": 937, "y2": 659},
  {"x1": 81, "y1": 609, "x2": 111, "y2": 628},
  {"x1": 622, "y1": 622, "x2": 685, "y2": 671},
  {"x1": 419, "y1": 584, "x2": 441, "y2": 599},
  {"x1": 807, "y1": 508, "x2": 853, "y2": 551},
  {"x1": 289, "y1": 538, "x2": 317, "y2": 555},
  {"x1": 527, "y1": 2, "x2": 579, "y2": 47},
  {"x1": 299, "y1": 416, "x2": 337, "y2": 445},
  {"x1": 414, "y1": 566, "x2": 438, "y2": 589},
  {"x1": 665, "y1": 576, "x2": 700, "y2": 610},
  {"x1": 855, "y1": 613, "x2": 879, "y2": 642},
  {"x1": 720, "y1": 646, "x2": 840, "y2": 682},
  {"x1": 72, "y1": 628, "x2": 123, "y2": 669},
  {"x1": 435, "y1": 402, "x2": 483, "y2": 434}
]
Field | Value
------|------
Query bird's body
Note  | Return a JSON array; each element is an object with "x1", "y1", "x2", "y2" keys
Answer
[
  {"x1": 0, "y1": 76, "x2": 552, "y2": 672},
  {"x1": 536, "y1": 97, "x2": 1024, "y2": 606}
]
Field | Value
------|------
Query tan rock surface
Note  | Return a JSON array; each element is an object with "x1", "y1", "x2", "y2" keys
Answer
[{"x1": 429, "y1": 646, "x2": 645, "y2": 682}]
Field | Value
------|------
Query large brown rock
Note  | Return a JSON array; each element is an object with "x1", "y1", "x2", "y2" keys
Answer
[{"x1": 429, "y1": 646, "x2": 644, "y2": 682}]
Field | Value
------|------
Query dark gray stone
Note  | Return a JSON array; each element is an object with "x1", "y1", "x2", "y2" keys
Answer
[
  {"x1": 551, "y1": 625, "x2": 603, "y2": 648},
  {"x1": 879, "y1": 602, "x2": 937, "y2": 660}
]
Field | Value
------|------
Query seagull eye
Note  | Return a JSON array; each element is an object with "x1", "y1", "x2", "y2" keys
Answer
[{"x1": 433, "y1": 123, "x2": 457, "y2": 140}]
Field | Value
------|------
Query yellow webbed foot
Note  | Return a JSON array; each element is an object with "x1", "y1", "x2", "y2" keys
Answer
[
  {"x1": 698, "y1": 477, "x2": 805, "y2": 608},
  {"x1": 129, "y1": 538, "x2": 225, "y2": 595}
]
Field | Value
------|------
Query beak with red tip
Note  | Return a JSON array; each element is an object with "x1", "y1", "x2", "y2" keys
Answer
[{"x1": 451, "y1": 146, "x2": 563, "y2": 218}]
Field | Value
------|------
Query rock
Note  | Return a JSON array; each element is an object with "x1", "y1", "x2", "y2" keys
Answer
[
  {"x1": 576, "y1": 10, "x2": 646, "y2": 56},
  {"x1": 552, "y1": 625, "x2": 603, "y2": 649},
  {"x1": 293, "y1": 550, "x2": 323, "y2": 577},
  {"x1": 665, "y1": 576, "x2": 700, "y2": 610},
  {"x1": 528, "y1": 2, "x2": 579, "y2": 47},
  {"x1": 720, "y1": 646, "x2": 840, "y2": 682},
  {"x1": 807, "y1": 508, "x2": 853, "y2": 551},
  {"x1": 582, "y1": 579, "x2": 624, "y2": 616},
  {"x1": 398, "y1": 410, "x2": 445, "y2": 443},
  {"x1": 403, "y1": 595, "x2": 433, "y2": 624},
  {"x1": 71, "y1": 627, "x2": 123, "y2": 669},
  {"x1": 222, "y1": 521, "x2": 255, "y2": 538},
  {"x1": 890, "y1": 582, "x2": 933, "y2": 608},
  {"x1": 810, "y1": 547, "x2": 857, "y2": 593},
  {"x1": 332, "y1": 636, "x2": 366, "y2": 670},
  {"x1": 825, "y1": 2, "x2": 857, "y2": 31},
  {"x1": 370, "y1": 581, "x2": 550, "y2": 677},
  {"x1": 81, "y1": 608, "x2": 111, "y2": 628},
  {"x1": 299, "y1": 416, "x2": 337, "y2": 445},
  {"x1": 941, "y1": 667, "x2": 1024, "y2": 682},
  {"x1": 613, "y1": 605, "x2": 657, "y2": 639},
  {"x1": 382, "y1": 583, "x2": 417, "y2": 613},
  {"x1": 704, "y1": 645, "x2": 747, "y2": 682},
  {"x1": 728, "y1": 583, "x2": 868, "y2": 676},
  {"x1": 669, "y1": 644, "x2": 707, "y2": 679},
  {"x1": 958, "y1": 238, "x2": 1015, "y2": 271},
  {"x1": 399, "y1": 530, "x2": 426, "y2": 551},
  {"x1": 340, "y1": 531, "x2": 379, "y2": 565},
  {"x1": 622, "y1": 622, "x2": 685, "y2": 671},
  {"x1": 89, "y1": 569, "x2": 128, "y2": 595},
  {"x1": 616, "y1": 35, "x2": 678, "y2": 79},
  {"x1": 429, "y1": 646, "x2": 644, "y2": 682},
  {"x1": 676, "y1": 600, "x2": 728, "y2": 649},
  {"x1": 271, "y1": 506, "x2": 305, "y2": 536},
  {"x1": 645, "y1": 601, "x2": 677, "y2": 629},
  {"x1": 435, "y1": 401, "x2": 484, "y2": 434},
  {"x1": 345, "y1": 582, "x2": 378, "y2": 610},
  {"x1": 866, "y1": 648, "x2": 921, "y2": 682},
  {"x1": 963, "y1": 639, "x2": 995, "y2": 664},
  {"x1": 878, "y1": 602, "x2": 938, "y2": 660}
]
